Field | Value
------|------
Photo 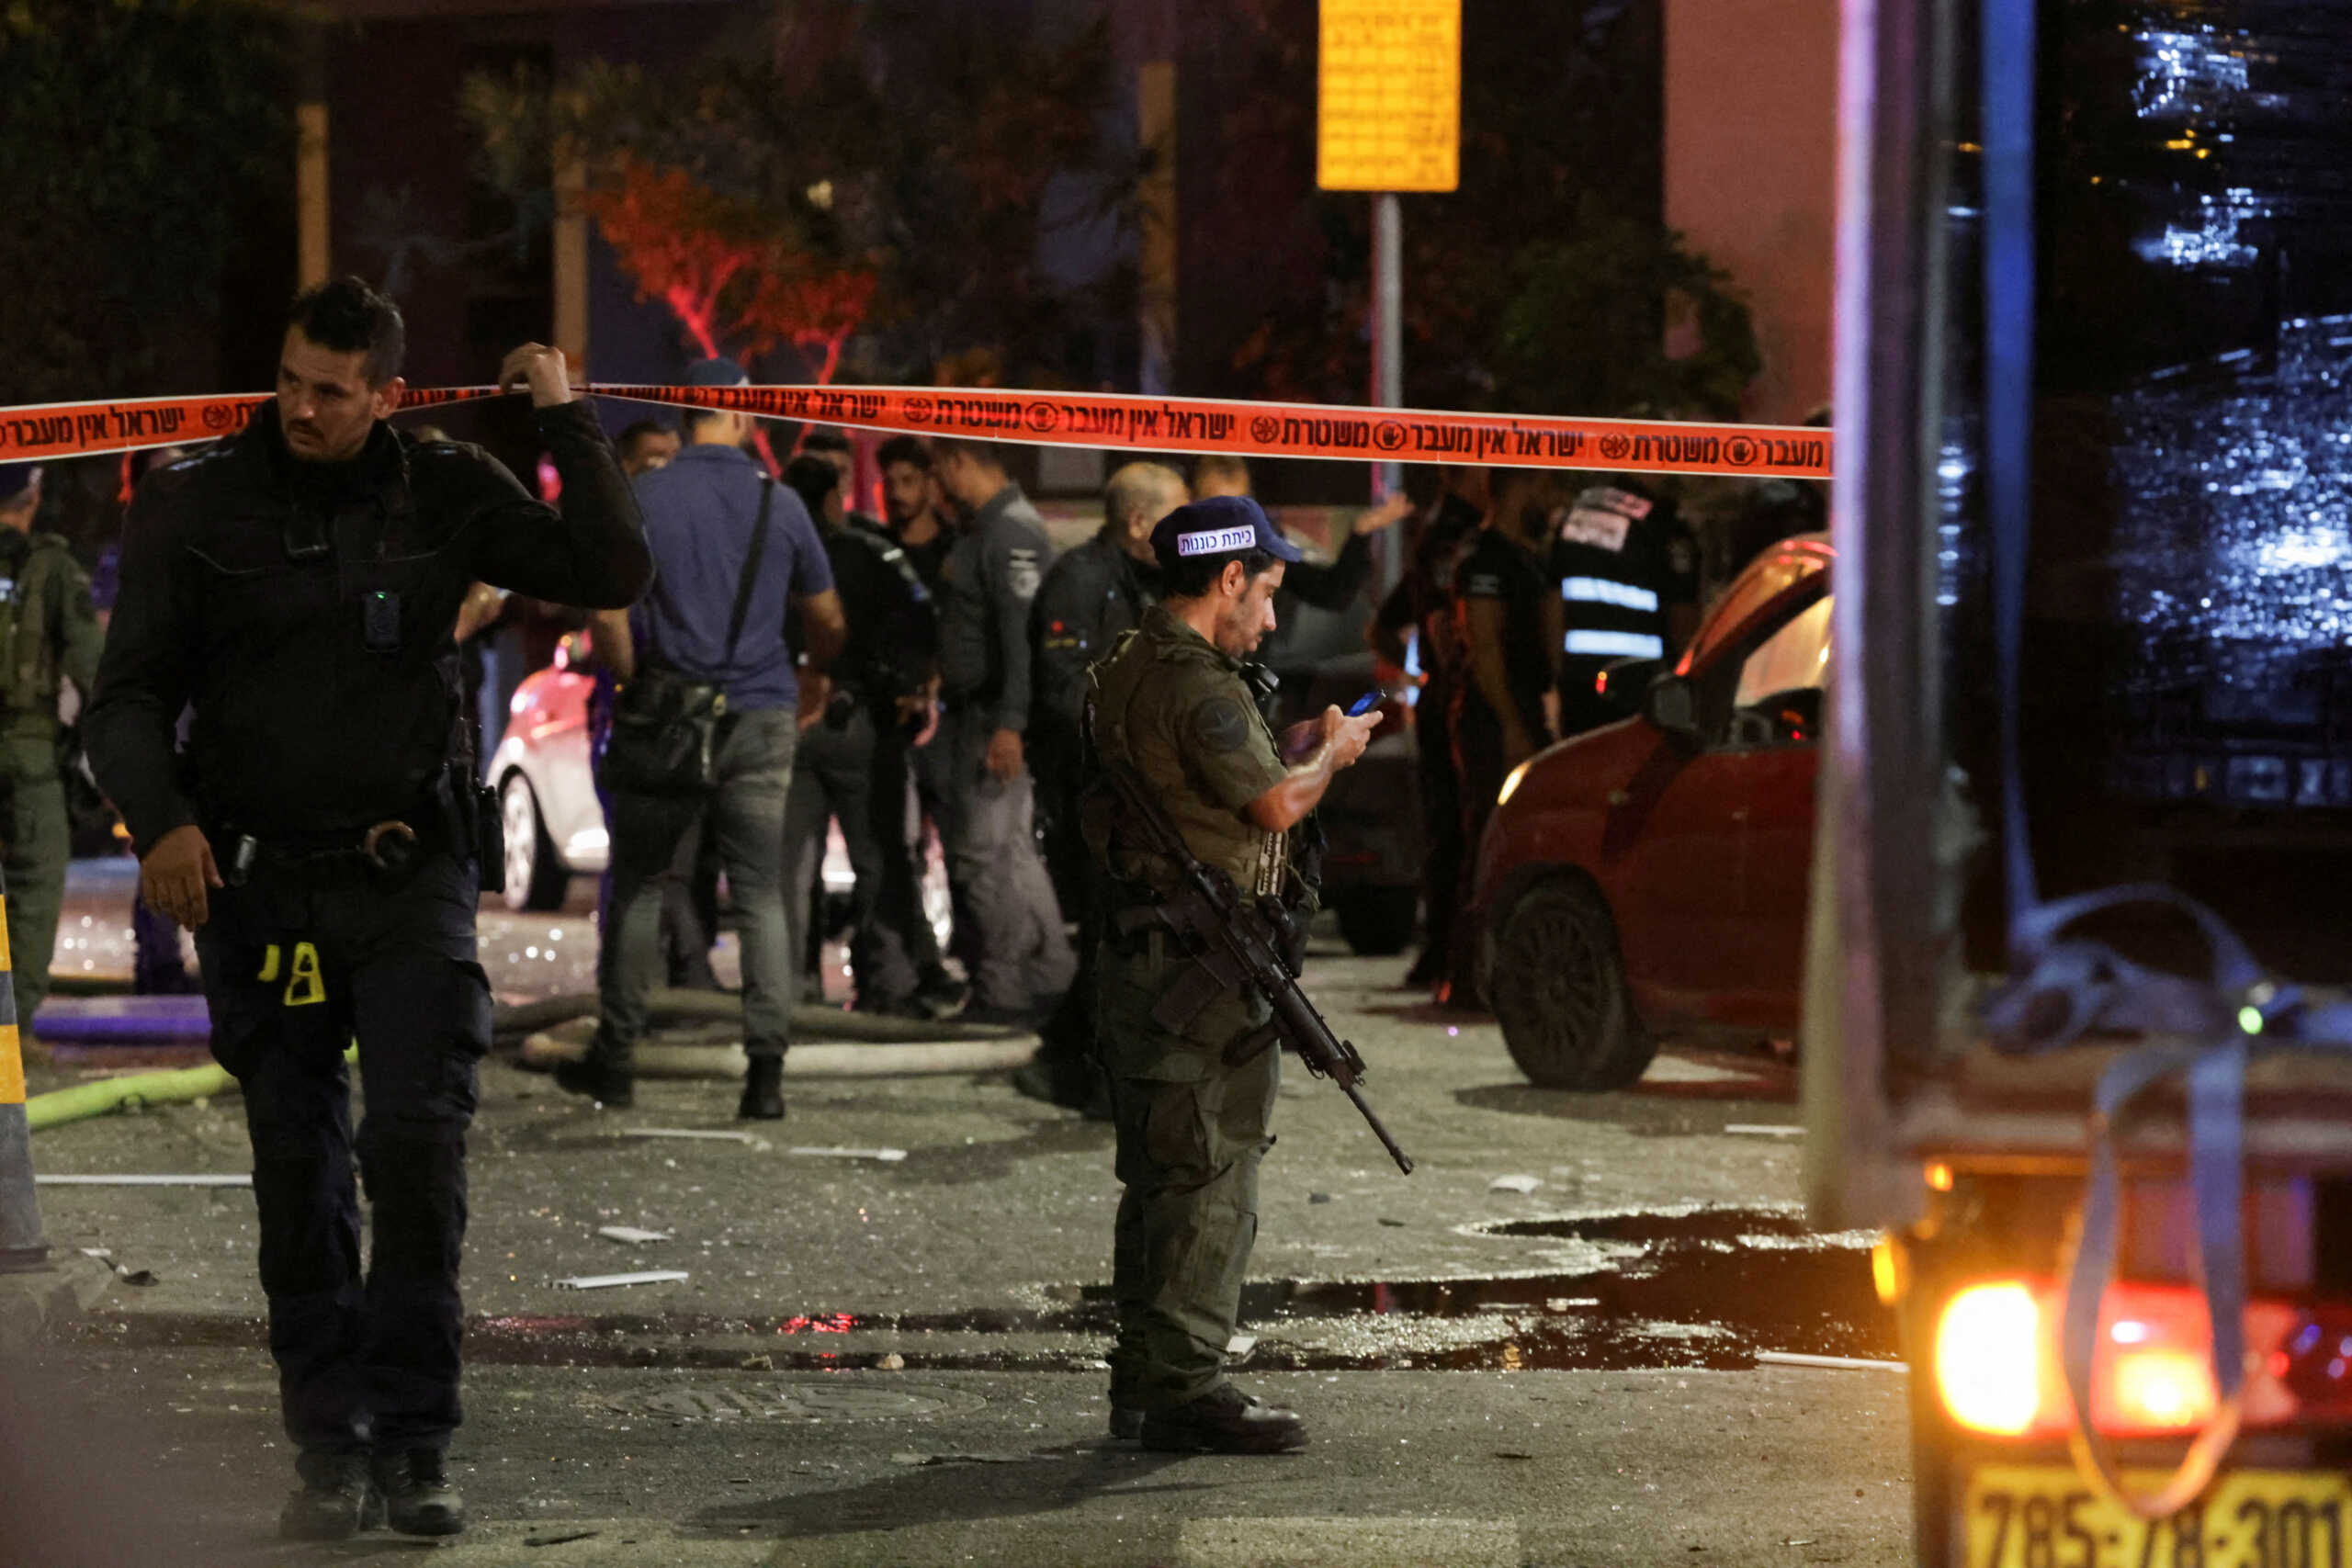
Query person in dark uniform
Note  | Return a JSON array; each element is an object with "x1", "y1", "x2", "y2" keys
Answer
[
  {"x1": 777, "y1": 455, "x2": 946, "y2": 1016},
  {"x1": 1086, "y1": 494, "x2": 1380, "y2": 1451},
  {"x1": 1014, "y1": 460, "x2": 1185, "y2": 1111},
  {"x1": 1371, "y1": 467, "x2": 1487, "y2": 989},
  {"x1": 928, "y1": 437, "x2": 1075, "y2": 1026},
  {"x1": 1550, "y1": 479, "x2": 1701, "y2": 739},
  {"x1": 873, "y1": 434, "x2": 962, "y2": 1014},
  {"x1": 1449, "y1": 470, "x2": 1563, "y2": 995},
  {"x1": 84, "y1": 278, "x2": 650, "y2": 1540}
]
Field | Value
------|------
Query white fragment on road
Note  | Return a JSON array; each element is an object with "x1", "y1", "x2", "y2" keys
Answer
[
  {"x1": 1724, "y1": 1123, "x2": 1804, "y2": 1138},
  {"x1": 1756, "y1": 1350, "x2": 1907, "y2": 1372},
  {"x1": 622, "y1": 1128, "x2": 760, "y2": 1145},
  {"x1": 595, "y1": 1225, "x2": 673, "y2": 1245},
  {"x1": 557, "y1": 1270, "x2": 691, "y2": 1290},
  {"x1": 1487, "y1": 1174, "x2": 1543, "y2": 1193},
  {"x1": 787, "y1": 1145, "x2": 908, "y2": 1162},
  {"x1": 38, "y1": 1174, "x2": 252, "y2": 1187},
  {"x1": 1226, "y1": 1334, "x2": 1258, "y2": 1356},
  {"x1": 1178, "y1": 1516, "x2": 1520, "y2": 1568}
]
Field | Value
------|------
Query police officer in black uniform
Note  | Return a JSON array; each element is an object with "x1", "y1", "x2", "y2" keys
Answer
[
  {"x1": 84, "y1": 279, "x2": 650, "y2": 1541},
  {"x1": 778, "y1": 454, "x2": 945, "y2": 1014},
  {"x1": 1015, "y1": 460, "x2": 1185, "y2": 1109},
  {"x1": 1372, "y1": 468, "x2": 1487, "y2": 990},
  {"x1": 1448, "y1": 470, "x2": 1564, "y2": 990}
]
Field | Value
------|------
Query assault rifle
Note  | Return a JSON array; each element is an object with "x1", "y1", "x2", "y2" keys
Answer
[{"x1": 1101, "y1": 760, "x2": 1414, "y2": 1176}]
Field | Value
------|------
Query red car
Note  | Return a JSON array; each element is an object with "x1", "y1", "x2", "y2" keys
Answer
[{"x1": 1469, "y1": 534, "x2": 1831, "y2": 1089}]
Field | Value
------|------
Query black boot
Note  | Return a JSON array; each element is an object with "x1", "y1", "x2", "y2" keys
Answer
[
  {"x1": 554, "y1": 1036, "x2": 633, "y2": 1108},
  {"x1": 739, "y1": 1055, "x2": 786, "y2": 1121},
  {"x1": 278, "y1": 1451, "x2": 378, "y2": 1540},
  {"x1": 1140, "y1": 1384, "x2": 1308, "y2": 1454},
  {"x1": 371, "y1": 1450, "x2": 465, "y2": 1537},
  {"x1": 913, "y1": 966, "x2": 967, "y2": 1021}
]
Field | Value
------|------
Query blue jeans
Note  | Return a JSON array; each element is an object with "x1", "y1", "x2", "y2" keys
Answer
[{"x1": 598, "y1": 708, "x2": 797, "y2": 1060}]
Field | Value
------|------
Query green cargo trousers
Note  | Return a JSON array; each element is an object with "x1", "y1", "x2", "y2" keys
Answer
[
  {"x1": 0, "y1": 740, "x2": 68, "y2": 1025},
  {"x1": 1096, "y1": 933, "x2": 1280, "y2": 1411}
]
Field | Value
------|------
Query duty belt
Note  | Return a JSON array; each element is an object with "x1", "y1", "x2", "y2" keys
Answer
[{"x1": 220, "y1": 818, "x2": 432, "y2": 890}]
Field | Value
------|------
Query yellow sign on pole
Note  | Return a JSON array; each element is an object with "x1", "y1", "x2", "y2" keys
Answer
[{"x1": 1317, "y1": 0, "x2": 1462, "y2": 193}]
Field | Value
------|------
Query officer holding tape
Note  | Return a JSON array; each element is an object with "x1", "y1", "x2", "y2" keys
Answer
[{"x1": 84, "y1": 278, "x2": 650, "y2": 1541}]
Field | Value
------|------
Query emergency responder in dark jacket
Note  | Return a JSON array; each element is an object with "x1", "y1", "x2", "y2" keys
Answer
[
  {"x1": 1551, "y1": 479, "x2": 1701, "y2": 738},
  {"x1": 84, "y1": 279, "x2": 650, "y2": 1543},
  {"x1": 1016, "y1": 460, "x2": 1184, "y2": 1110}
]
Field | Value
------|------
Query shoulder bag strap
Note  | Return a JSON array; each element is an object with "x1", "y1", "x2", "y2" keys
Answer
[{"x1": 721, "y1": 477, "x2": 775, "y2": 668}]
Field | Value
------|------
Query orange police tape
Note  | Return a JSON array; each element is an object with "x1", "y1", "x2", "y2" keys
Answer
[{"x1": 0, "y1": 383, "x2": 1833, "y2": 481}]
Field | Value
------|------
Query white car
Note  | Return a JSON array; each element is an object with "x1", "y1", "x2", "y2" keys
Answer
[{"x1": 488, "y1": 649, "x2": 948, "y2": 949}]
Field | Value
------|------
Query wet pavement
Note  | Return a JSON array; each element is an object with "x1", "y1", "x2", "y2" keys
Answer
[{"x1": 13, "y1": 863, "x2": 1911, "y2": 1566}]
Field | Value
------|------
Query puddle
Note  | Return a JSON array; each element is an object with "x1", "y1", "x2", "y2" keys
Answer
[{"x1": 72, "y1": 1207, "x2": 1894, "y2": 1375}]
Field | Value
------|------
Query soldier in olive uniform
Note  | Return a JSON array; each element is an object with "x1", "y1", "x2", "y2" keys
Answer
[
  {"x1": 1086, "y1": 495, "x2": 1379, "y2": 1453},
  {"x1": 0, "y1": 463, "x2": 104, "y2": 1025}
]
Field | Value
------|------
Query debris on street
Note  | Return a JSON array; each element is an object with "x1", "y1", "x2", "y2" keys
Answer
[
  {"x1": 786, "y1": 1145, "x2": 907, "y2": 1162},
  {"x1": 1487, "y1": 1174, "x2": 1542, "y2": 1193},
  {"x1": 594, "y1": 1225, "x2": 673, "y2": 1245},
  {"x1": 556, "y1": 1269, "x2": 691, "y2": 1291}
]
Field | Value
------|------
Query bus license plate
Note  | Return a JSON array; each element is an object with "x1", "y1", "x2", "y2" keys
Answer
[{"x1": 1967, "y1": 1465, "x2": 2352, "y2": 1568}]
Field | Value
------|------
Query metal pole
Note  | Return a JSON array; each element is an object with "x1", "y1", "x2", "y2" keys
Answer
[{"x1": 1372, "y1": 192, "x2": 1404, "y2": 590}]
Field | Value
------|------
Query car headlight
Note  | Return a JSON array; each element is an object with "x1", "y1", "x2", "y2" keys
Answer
[{"x1": 1498, "y1": 761, "x2": 1530, "y2": 807}]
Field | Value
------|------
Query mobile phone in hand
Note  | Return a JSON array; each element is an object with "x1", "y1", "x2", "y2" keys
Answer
[{"x1": 1346, "y1": 691, "x2": 1384, "y2": 717}]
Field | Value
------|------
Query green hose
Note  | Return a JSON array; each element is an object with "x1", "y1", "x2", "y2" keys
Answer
[{"x1": 25, "y1": 1045, "x2": 356, "y2": 1132}]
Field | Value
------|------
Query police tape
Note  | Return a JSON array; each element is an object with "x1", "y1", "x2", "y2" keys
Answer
[{"x1": 0, "y1": 382, "x2": 1833, "y2": 480}]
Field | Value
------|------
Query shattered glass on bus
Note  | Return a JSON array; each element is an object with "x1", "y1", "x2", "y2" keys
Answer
[{"x1": 1941, "y1": 2, "x2": 2352, "y2": 977}]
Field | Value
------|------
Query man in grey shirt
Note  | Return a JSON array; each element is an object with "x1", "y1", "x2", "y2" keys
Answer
[{"x1": 927, "y1": 437, "x2": 1076, "y2": 1025}]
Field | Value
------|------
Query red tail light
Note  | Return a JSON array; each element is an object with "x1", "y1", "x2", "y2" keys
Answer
[{"x1": 1934, "y1": 1277, "x2": 2352, "y2": 1439}]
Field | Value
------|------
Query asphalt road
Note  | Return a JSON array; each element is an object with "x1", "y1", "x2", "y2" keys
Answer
[{"x1": 9, "y1": 868, "x2": 1914, "y2": 1567}]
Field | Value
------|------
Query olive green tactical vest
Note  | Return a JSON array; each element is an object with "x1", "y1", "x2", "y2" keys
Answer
[
  {"x1": 0, "y1": 534, "x2": 72, "y2": 739},
  {"x1": 1086, "y1": 610, "x2": 1288, "y2": 900}
]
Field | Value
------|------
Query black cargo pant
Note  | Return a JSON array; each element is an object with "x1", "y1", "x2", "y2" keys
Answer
[
  {"x1": 783, "y1": 702, "x2": 925, "y2": 1006},
  {"x1": 197, "y1": 850, "x2": 491, "y2": 1458},
  {"x1": 869, "y1": 718, "x2": 948, "y2": 989}
]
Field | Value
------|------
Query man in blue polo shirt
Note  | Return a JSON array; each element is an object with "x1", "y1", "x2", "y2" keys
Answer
[{"x1": 563, "y1": 359, "x2": 846, "y2": 1120}]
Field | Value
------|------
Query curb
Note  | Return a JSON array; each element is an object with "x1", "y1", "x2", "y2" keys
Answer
[{"x1": 516, "y1": 1018, "x2": 1039, "y2": 1079}]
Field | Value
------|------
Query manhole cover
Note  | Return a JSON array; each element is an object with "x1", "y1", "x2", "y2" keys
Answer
[{"x1": 611, "y1": 1377, "x2": 981, "y2": 1422}]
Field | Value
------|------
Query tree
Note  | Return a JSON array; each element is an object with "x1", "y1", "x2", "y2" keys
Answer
[
  {"x1": 0, "y1": 0, "x2": 291, "y2": 404},
  {"x1": 1204, "y1": 0, "x2": 1757, "y2": 423},
  {"x1": 460, "y1": 1, "x2": 1136, "y2": 389}
]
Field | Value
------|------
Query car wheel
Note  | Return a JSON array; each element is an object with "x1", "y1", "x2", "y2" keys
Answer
[
  {"x1": 1489, "y1": 877, "x2": 1657, "y2": 1091},
  {"x1": 1332, "y1": 887, "x2": 1419, "y2": 956},
  {"x1": 501, "y1": 773, "x2": 571, "y2": 913}
]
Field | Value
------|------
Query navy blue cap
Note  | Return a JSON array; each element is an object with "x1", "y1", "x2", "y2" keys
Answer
[
  {"x1": 1149, "y1": 494, "x2": 1302, "y2": 573},
  {"x1": 0, "y1": 463, "x2": 40, "y2": 505},
  {"x1": 684, "y1": 356, "x2": 749, "y2": 389}
]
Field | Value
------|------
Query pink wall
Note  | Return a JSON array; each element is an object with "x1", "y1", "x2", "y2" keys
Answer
[{"x1": 1665, "y1": 0, "x2": 1838, "y2": 425}]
